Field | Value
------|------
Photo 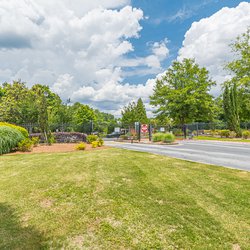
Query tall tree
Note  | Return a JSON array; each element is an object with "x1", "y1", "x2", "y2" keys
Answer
[
  {"x1": 71, "y1": 102, "x2": 96, "y2": 133},
  {"x1": 136, "y1": 98, "x2": 148, "y2": 124},
  {"x1": 94, "y1": 109, "x2": 117, "y2": 134},
  {"x1": 223, "y1": 83, "x2": 241, "y2": 135},
  {"x1": 121, "y1": 101, "x2": 137, "y2": 125},
  {"x1": 223, "y1": 85, "x2": 231, "y2": 125},
  {"x1": 0, "y1": 81, "x2": 36, "y2": 124},
  {"x1": 150, "y1": 58, "x2": 215, "y2": 137},
  {"x1": 226, "y1": 28, "x2": 250, "y2": 121}
]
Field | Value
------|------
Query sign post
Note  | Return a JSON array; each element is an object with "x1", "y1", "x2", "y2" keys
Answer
[{"x1": 149, "y1": 124, "x2": 152, "y2": 141}]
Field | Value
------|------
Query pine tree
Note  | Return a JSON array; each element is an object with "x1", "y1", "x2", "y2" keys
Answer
[
  {"x1": 136, "y1": 98, "x2": 148, "y2": 124},
  {"x1": 230, "y1": 83, "x2": 241, "y2": 136},
  {"x1": 223, "y1": 84, "x2": 231, "y2": 128}
]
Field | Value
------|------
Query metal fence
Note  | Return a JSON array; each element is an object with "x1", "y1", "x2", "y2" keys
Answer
[{"x1": 19, "y1": 121, "x2": 250, "y2": 138}]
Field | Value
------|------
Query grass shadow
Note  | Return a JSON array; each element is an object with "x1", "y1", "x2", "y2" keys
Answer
[{"x1": 0, "y1": 203, "x2": 46, "y2": 249}]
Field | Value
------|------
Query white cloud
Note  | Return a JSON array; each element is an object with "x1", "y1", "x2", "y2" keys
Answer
[
  {"x1": 152, "y1": 39, "x2": 169, "y2": 60},
  {"x1": 0, "y1": 0, "x2": 170, "y2": 115},
  {"x1": 178, "y1": 1, "x2": 250, "y2": 95},
  {"x1": 51, "y1": 74, "x2": 74, "y2": 100}
]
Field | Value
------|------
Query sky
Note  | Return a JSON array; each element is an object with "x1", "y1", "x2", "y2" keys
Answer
[{"x1": 0, "y1": 0, "x2": 249, "y2": 116}]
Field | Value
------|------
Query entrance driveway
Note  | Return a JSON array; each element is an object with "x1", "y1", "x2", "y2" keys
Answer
[{"x1": 105, "y1": 140, "x2": 250, "y2": 171}]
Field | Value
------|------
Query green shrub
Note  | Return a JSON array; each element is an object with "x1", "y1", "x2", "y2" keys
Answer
[
  {"x1": 229, "y1": 131, "x2": 237, "y2": 138},
  {"x1": 0, "y1": 126, "x2": 25, "y2": 154},
  {"x1": 220, "y1": 130, "x2": 230, "y2": 138},
  {"x1": 98, "y1": 138, "x2": 104, "y2": 147},
  {"x1": 242, "y1": 130, "x2": 250, "y2": 139},
  {"x1": 91, "y1": 141, "x2": 98, "y2": 148},
  {"x1": 153, "y1": 133, "x2": 175, "y2": 143},
  {"x1": 162, "y1": 133, "x2": 175, "y2": 143},
  {"x1": 75, "y1": 142, "x2": 86, "y2": 150},
  {"x1": 172, "y1": 128, "x2": 183, "y2": 136},
  {"x1": 152, "y1": 133, "x2": 164, "y2": 142},
  {"x1": 17, "y1": 138, "x2": 33, "y2": 152},
  {"x1": 31, "y1": 137, "x2": 40, "y2": 147},
  {"x1": 47, "y1": 132, "x2": 55, "y2": 145},
  {"x1": 0, "y1": 122, "x2": 29, "y2": 138},
  {"x1": 87, "y1": 134, "x2": 98, "y2": 144},
  {"x1": 211, "y1": 130, "x2": 220, "y2": 137}
]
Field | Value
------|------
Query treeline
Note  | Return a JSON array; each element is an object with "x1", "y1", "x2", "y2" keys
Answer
[
  {"x1": 121, "y1": 28, "x2": 250, "y2": 136},
  {"x1": 0, "y1": 82, "x2": 117, "y2": 134}
]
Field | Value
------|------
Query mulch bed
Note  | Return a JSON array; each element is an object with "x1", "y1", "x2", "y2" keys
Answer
[{"x1": 6, "y1": 143, "x2": 109, "y2": 155}]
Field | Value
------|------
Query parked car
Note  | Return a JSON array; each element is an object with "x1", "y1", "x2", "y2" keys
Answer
[{"x1": 106, "y1": 132, "x2": 121, "y2": 138}]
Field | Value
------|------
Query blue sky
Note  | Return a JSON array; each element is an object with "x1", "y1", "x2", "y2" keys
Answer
[
  {"x1": 0, "y1": 0, "x2": 249, "y2": 115},
  {"x1": 126, "y1": 0, "x2": 246, "y2": 85}
]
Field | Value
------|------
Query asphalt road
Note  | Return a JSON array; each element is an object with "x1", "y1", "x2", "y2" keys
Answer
[{"x1": 105, "y1": 140, "x2": 250, "y2": 171}]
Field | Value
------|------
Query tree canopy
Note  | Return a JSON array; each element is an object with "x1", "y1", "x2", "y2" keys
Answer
[
  {"x1": 0, "y1": 81, "x2": 118, "y2": 134},
  {"x1": 226, "y1": 28, "x2": 250, "y2": 121},
  {"x1": 121, "y1": 98, "x2": 148, "y2": 125},
  {"x1": 150, "y1": 58, "x2": 216, "y2": 126}
]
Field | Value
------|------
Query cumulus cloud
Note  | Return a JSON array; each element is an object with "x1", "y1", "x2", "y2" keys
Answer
[
  {"x1": 2, "y1": 1, "x2": 248, "y2": 116},
  {"x1": 0, "y1": 0, "x2": 170, "y2": 115},
  {"x1": 178, "y1": 1, "x2": 250, "y2": 95}
]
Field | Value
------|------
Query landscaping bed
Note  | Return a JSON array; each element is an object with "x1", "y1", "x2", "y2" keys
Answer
[{"x1": 6, "y1": 143, "x2": 109, "y2": 155}]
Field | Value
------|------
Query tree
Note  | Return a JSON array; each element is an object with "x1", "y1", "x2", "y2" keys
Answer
[
  {"x1": 223, "y1": 83, "x2": 241, "y2": 135},
  {"x1": 71, "y1": 103, "x2": 96, "y2": 133},
  {"x1": 136, "y1": 98, "x2": 148, "y2": 124},
  {"x1": 0, "y1": 81, "x2": 36, "y2": 124},
  {"x1": 150, "y1": 58, "x2": 215, "y2": 138},
  {"x1": 226, "y1": 28, "x2": 250, "y2": 121},
  {"x1": 121, "y1": 98, "x2": 148, "y2": 125},
  {"x1": 94, "y1": 109, "x2": 117, "y2": 134},
  {"x1": 121, "y1": 101, "x2": 137, "y2": 125}
]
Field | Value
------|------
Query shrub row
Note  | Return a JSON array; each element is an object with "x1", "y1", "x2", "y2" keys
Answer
[
  {"x1": 75, "y1": 138, "x2": 104, "y2": 150},
  {"x1": 152, "y1": 133, "x2": 175, "y2": 143},
  {"x1": 204, "y1": 129, "x2": 250, "y2": 139},
  {"x1": 0, "y1": 126, "x2": 25, "y2": 154},
  {"x1": 30, "y1": 132, "x2": 87, "y2": 143},
  {"x1": 0, "y1": 122, "x2": 29, "y2": 138}
]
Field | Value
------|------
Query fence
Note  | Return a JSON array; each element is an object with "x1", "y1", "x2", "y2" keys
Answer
[{"x1": 19, "y1": 121, "x2": 250, "y2": 139}]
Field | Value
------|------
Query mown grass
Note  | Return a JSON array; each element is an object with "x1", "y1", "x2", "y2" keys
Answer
[
  {"x1": 195, "y1": 135, "x2": 250, "y2": 142},
  {"x1": 0, "y1": 149, "x2": 249, "y2": 249}
]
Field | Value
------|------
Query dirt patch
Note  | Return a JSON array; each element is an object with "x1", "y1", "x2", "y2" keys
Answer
[
  {"x1": 7, "y1": 143, "x2": 109, "y2": 155},
  {"x1": 232, "y1": 244, "x2": 241, "y2": 250},
  {"x1": 40, "y1": 198, "x2": 54, "y2": 208}
]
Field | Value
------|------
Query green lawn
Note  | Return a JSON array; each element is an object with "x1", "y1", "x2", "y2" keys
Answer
[
  {"x1": 195, "y1": 136, "x2": 250, "y2": 142},
  {"x1": 0, "y1": 149, "x2": 249, "y2": 249}
]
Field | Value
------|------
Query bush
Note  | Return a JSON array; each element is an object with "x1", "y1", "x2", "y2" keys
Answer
[
  {"x1": 162, "y1": 133, "x2": 175, "y2": 143},
  {"x1": 47, "y1": 133, "x2": 56, "y2": 145},
  {"x1": 17, "y1": 138, "x2": 33, "y2": 152},
  {"x1": 152, "y1": 133, "x2": 163, "y2": 142},
  {"x1": 75, "y1": 142, "x2": 86, "y2": 150},
  {"x1": 220, "y1": 130, "x2": 230, "y2": 138},
  {"x1": 98, "y1": 138, "x2": 104, "y2": 147},
  {"x1": 87, "y1": 134, "x2": 98, "y2": 144},
  {"x1": 31, "y1": 137, "x2": 40, "y2": 147},
  {"x1": 229, "y1": 131, "x2": 237, "y2": 138},
  {"x1": 0, "y1": 122, "x2": 29, "y2": 138},
  {"x1": 152, "y1": 133, "x2": 175, "y2": 143},
  {"x1": 242, "y1": 130, "x2": 250, "y2": 139},
  {"x1": 0, "y1": 126, "x2": 25, "y2": 154},
  {"x1": 91, "y1": 141, "x2": 98, "y2": 148},
  {"x1": 172, "y1": 128, "x2": 183, "y2": 136}
]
